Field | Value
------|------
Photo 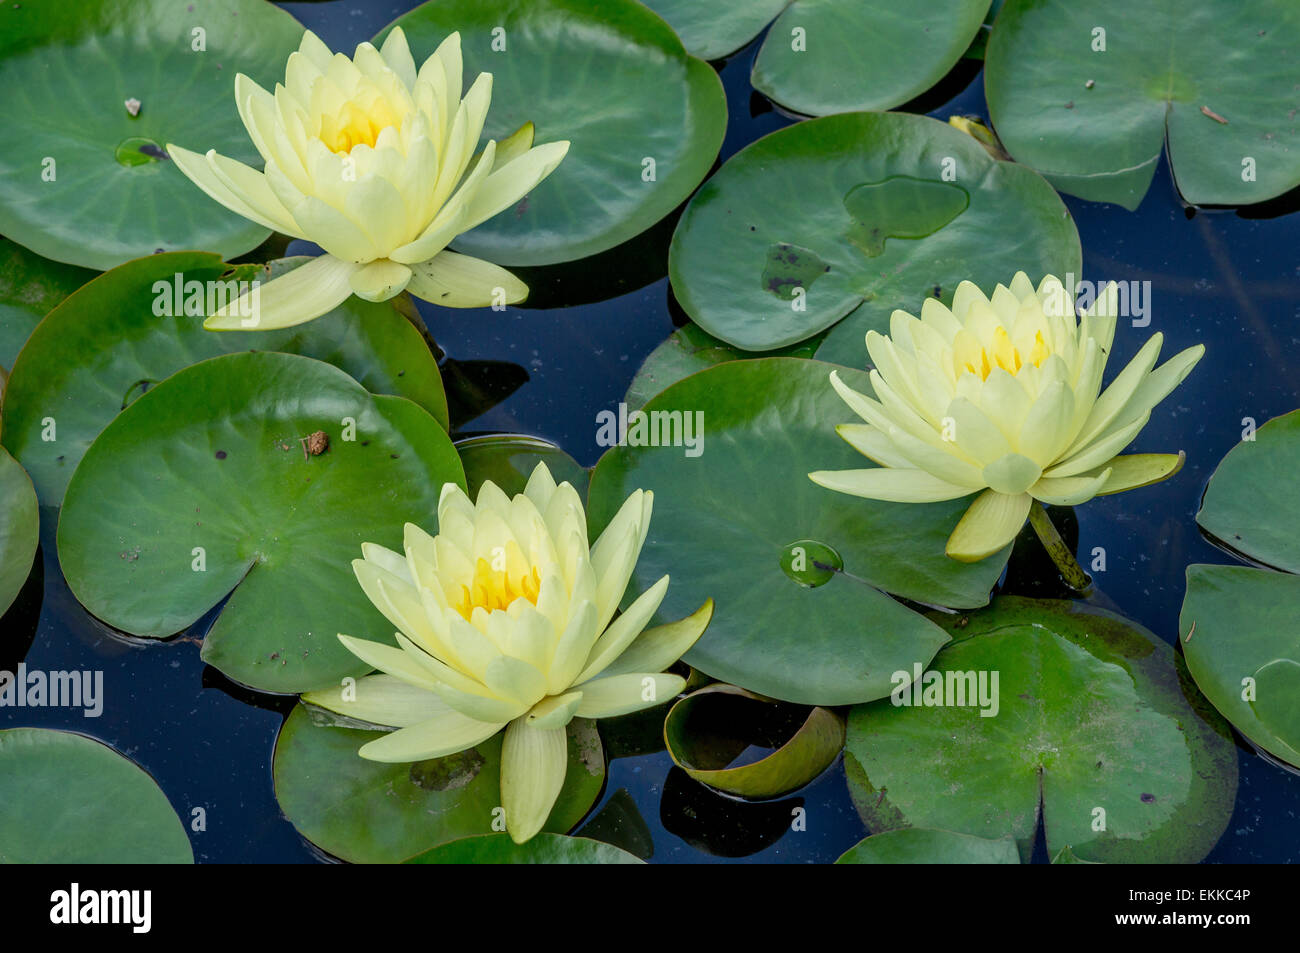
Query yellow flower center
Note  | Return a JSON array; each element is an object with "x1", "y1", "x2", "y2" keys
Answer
[
  {"x1": 452, "y1": 557, "x2": 543, "y2": 620},
  {"x1": 318, "y1": 99, "x2": 400, "y2": 154},
  {"x1": 957, "y1": 327, "x2": 1050, "y2": 381}
]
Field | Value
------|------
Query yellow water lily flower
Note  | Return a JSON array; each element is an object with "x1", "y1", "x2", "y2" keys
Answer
[
  {"x1": 809, "y1": 273, "x2": 1204, "y2": 564},
  {"x1": 304, "y1": 462, "x2": 712, "y2": 844},
  {"x1": 167, "y1": 28, "x2": 568, "y2": 330}
]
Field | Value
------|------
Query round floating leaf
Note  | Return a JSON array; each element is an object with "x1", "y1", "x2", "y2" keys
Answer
[
  {"x1": 0, "y1": 0, "x2": 305, "y2": 269},
  {"x1": 0, "y1": 237, "x2": 94, "y2": 371},
  {"x1": 586, "y1": 358, "x2": 1008, "y2": 706},
  {"x1": 836, "y1": 828, "x2": 1019, "y2": 864},
  {"x1": 274, "y1": 705, "x2": 605, "y2": 863},
  {"x1": 0, "y1": 728, "x2": 192, "y2": 863},
  {"x1": 845, "y1": 597, "x2": 1238, "y2": 863},
  {"x1": 456, "y1": 434, "x2": 588, "y2": 499},
  {"x1": 640, "y1": 0, "x2": 788, "y2": 60},
  {"x1": 406, "y1": 832, "x2": 641, "y2": 864},
  {"x1": 985, "y1": 0, "x2": 1300, "y2": 209},
  {"x1": 56, "y1": 351, "x2": 464, "y2": 694},
  {"x1": 2, "y1": 252, "x2": 447, "y2": 507},
  {"x1": 751, "y1": 0, "x2": 992, "y2": 115},
  {"x1": 664, "y1": 684, "x2": 844, "y2": 798},
  {"x1": 379, "y1": 0, "x2": 726, "y2": 266},
  {"x1": 625, "y1": 322, "x2": 821, "y2": 412},
  {"x1": 1182, "y1": 565, "x2": 1300, "y2": 766},
  {"x1": 667, "y1": 111, "x2": 1080, "y2": 357},
  {"x1": 0, "y1": 448, "x2": 38, "y2": 618}
]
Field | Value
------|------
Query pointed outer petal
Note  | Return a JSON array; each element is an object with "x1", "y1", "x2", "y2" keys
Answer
[
  {"x1": 343, "y1": 172, "x2": 415, "y2": 256},
  {"x1": 482, "y1": 654, "x2": 548, "y2": 708},
  {"x1": 1017, "y1": 380, "x2": 1076, "y2": 465},
  {"x1": 203, "y1": 254, "x2": 356, "y2": 331},
  {"x1": 282, "y1": 192, "x2": 382, "y2": 263},
  {"x1": 594, "y1": 599, "x2": 713, "y2": 681},
  {"x1": 348, "y1": 259, "x2": 412, "y2": 302},
  {"x1": 1082, "y1": 452, "x2": 1185, "y2": 497},
  {"x1": 438, "y1": 481, "x2": 477, "y2": 533},
  {"x1": 403, "y1": 522, "x2": 438, "y2": 587},
  {"x1": 1028, "y1": 468, "x2": 1111, "y2": 506},
  {"x1": 461, "y1": 140, "x2": 570, "y2": 233},
  {"x1": 298, "y1": 29, "x2": 336, "y2": 70},
  {"x1": 405, "y1": 251, "x2": 528, "y2": 308},
  {"x1": 919, "y1": 296, "x2": 963, "y2": 338},
  {"x1": 1043, "y1": 413, "x2": 1149, "y2": 478},
  {"x1": 592, "y1": 531, "x2": 638, "y2": 636},
  {"x1": 523, "y1": 460, "x2": 558, "y2": 511},
  {"x1": 494, "y1": 121, "x2": 535, "y2": 169},
  {"x1": 573, "y1": 673, "x2": 686, "y2": 718},
  {"x1": 379, "y1": 26, "x2": 418, "y2": 90},
  {"x1": 233, "y1": 73, "x2": 278, "y2": 162},
  {"x1": 575, "y1": 574, "x2": 670, "y2": 684},
  {"x1": 1065, "y1": 334, "x2": 1163, "y2": 454},
  {"x1": 436, "y1": 31, "x2": 464, "y2": 117},
  {"x1": 524, "y1": 691, "x2": 583, "y2": 730},
  {"x1": 303, "y1": 673, "x2": 451, "y2": 728},
  {"x1": 392, "y1": 631, "x2": 495, "y2": 697},
  {"x1": 547, "y1": 600, "x2": 599, "y2": 694},
  {"x1": 951, "y1": 279, "x2": 991, "y2": 322},
  {"x1": 945, "y1": 490, "x2": 1032, "y2": 562},
  {"x1": 828, "y1": 369, "x2": 884, "y2": 426},
  {"x1": 589, "y1": 489, "x2": 643, "y2": 577},
  {"x1": 836, "y1": 424, "x2": 914, "y2": 469},
  {"x1": 989, "y1": 283, "x2": 1022, "y2": 322},
  {"x1": 357, "y1": 711, "x2": 505, "y2": 763},
  {"x1": 336, "y1": 634, "x2": 441, "y2": 691},
  {"x1": 390, "y1": 139, "x2": 494, "y2": 264},
  {"x1": 809, "y1": 467, "x2": 976, "y2": 503},
  {"x1": 493, "y1": 603, "x2": 553, "y2": 673},
  {"x1": 533, "y1": 567, "x2": 570, "y2": 638},
  {"x1": 441, "y1": 609, "x2": 501, "y2": 681},
  {"x1": 165, "y1": 145, "x2": 285, "y2": 233},
  {"x1": 501, "y1": 719, "x2": 567, "y2": 843},
  {"x1": 1083, "y1": 344, "x2": 1204, "y2": 450},
  {"x1": 425, "y1": 80, "x2": 473, "y2": 212},
  {"x1": 352, "y1": 559, "x2": 439, "y2": 650},
  {"x1": 980, "y1": 453, "x2": 1043, "y2": 495},
  {"x1": 865, "y1": 332, "x2": 924, "y2": 412},
  {"x1": 942, "y1": 396, "x2": 1016, "y2": 467},
  {"x1": 1010, "y1": 272, "x2": 1037, "y2": 299},
  {"x1": 360, "y1": 542, "x2": 413, "y2": 583}
]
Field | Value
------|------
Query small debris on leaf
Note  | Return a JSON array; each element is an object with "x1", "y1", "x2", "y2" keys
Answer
[
  {"x1": 300, "y1": 430, "x2": 329, "y2": 460},
  {"x1": 124, "y1": 97, "x2": 142, "y2": 117},
  {"x1": 1200, "y1": 105, "x2": 1229, "y2": 124}
]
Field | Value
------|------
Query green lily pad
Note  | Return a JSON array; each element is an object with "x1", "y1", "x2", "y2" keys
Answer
[
  {"x1": 640, "y1": 0, "x2": 789, "y2": 61},
  {"x1": 667, "y1": 111, "x2": 1080, "y2": 356},
  {"x1": 586, "y1": 357, "x2": 1008, "y2": 706},
  {"x1": 985, "y1": 0, "x2": 1300, "y2": 209},
  {"x1": 274, "y1": 705, "x2": 605, "y2": 863},
  {"x1": 663, "y1": 684, "x2": 844, "y2": 798},
  {"x1": 0, "y1": 0, "x2": 305, "y2": 269},
  {"x1": 1051, "y1": 845, "x2": 1098, "y2": 864},
  {"x1": 0, "y1": 728, "x2": 192, "y2": 863},
  {"x1": 2, "y1": 252, "x2": 447, "y2": 507},
  {"x1": 752, "y1": 0, "x2": 992, "y2": 115},
  {"x1": 378, "y1": 0, "x2": 726, "y2": 266},
  {"x1": 836, "y1": 828, "x2": 1019, "y2": 864},
  {"x1": 625, "y1": 323, "x2": 822, "y2": 412},
  {"x1": 0, "y1": 448, "x2": 38, "y2": 618},
  {"x1": 456, "y1": 434, "x2": 588, "y2": 499},
  {"x1": 1183, "y1": 409, "x2": 1300, "y2": 766},
  {"x1": 406, "y1": 832, "x2": 641, "y2": 864},
  {"x1": 56, "y1": 351, "x2": 464, "y2": 694},
  {"x1": 845, "y1": 597, "x2": 1238, "y2": 863},
  {"x1": 0, "y1": 237, "x2": 95, "y2": 371}
]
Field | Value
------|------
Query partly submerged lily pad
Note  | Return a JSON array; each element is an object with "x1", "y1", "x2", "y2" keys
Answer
[
  {"x1": 985, "y1": 0, "x2": 1300, "y2": 209},
  {"x1": 456, "y1": 433, "x2": 588, "y2": 499},
  {"x1": 56, "y1": 351, "x2": 463, "y2": 694},
  {"x1": 0, "y1": 0, "x2": 304, "y2": 269},
  {"x1": 0, "y1": 448, "x2": 38, "y2": 618},
  {"x1": 2, "y1": 252, "x2": 447, "y2": 507},
  {"x1": 836, "y1": 828, "x2": 1019, "y2": 864},
  {"x1": 274, "y1": 705, "x2": 604, "y2": 863},
  {"x1": 0, "y1": 728, "x2": 193, "y2": 863},
  {"x1": 845, "y1": 598, "x2": 1238, "y2": 863},
  {"x1": 406, "y1": 832, "x2": 641, "y2": 864},
  {"x1": 663, "y1": 684, "x2": 845, "y2": 798},
  {"x1": 0, "y1": 237, "x2": 95, "y2": 372},
  {"x1": 1183, "y1": 409, "x2": 1300, "y2": 766},
  {"x1": 586, "y1": 358, "x2": 1008, "y2": 706},
  {"x1": 668, "y1": 111, "x2": 1080, "y2": 357},
  {"x1": 379, "y1": 0, "x2": 726, "y2": 266}
]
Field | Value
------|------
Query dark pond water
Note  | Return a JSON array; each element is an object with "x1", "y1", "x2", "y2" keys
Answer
[{"x1": 4, "y1": 0, "x2": 1299, "y2": 863}]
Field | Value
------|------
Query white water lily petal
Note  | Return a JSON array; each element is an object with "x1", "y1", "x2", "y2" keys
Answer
[
  {"x1": 594, "y1": 599, "x2": 712, "y2": 680},
  {"x1": 204, "y1": 254, "x2": 357, "y2": 331},
  {"x1": 349, "y1": 259, "x2": 412, "y2": 302},
  {"x1": 336, "y1": 634, "x2": 441, "y2": 691},
  {"x1": 577, "y1": 574, "x2": 670, "y2": 683},
  {"x1": 809, "y1": 467, "x2": 975, "y2": 503},
  {"x1": 406, "y1": 251, "x2": 528, "y2": 308},
  {"x1": 945, "y1": 490, "x2": 1032, "y2": 562},
  {"x1": 1029, "y1": 469, "x2": 1112, "y2": 506},
  {"x1": 358, "y1": 710, "x2": 504, "y2": 763},
  {"x1": 574, "y1": 673, "x2": 686, "y2": 718},
  {"x1": 501, "y1": 719, "x2": 568, "y2": 844},
  {"x1": 524, "y1": 691, "x2": 584, "y2": 730},
  {"x1": 304, "y1": 673, "x2": 454, "y2": 728}
]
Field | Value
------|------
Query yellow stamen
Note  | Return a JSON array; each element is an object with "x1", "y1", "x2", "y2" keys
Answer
[
  {"x1": 452, "y1": 557, "x2": 543, "y2": 620},
  {"x1": 956, "y1": 328, "x2": 1051, "y2": 381}
]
